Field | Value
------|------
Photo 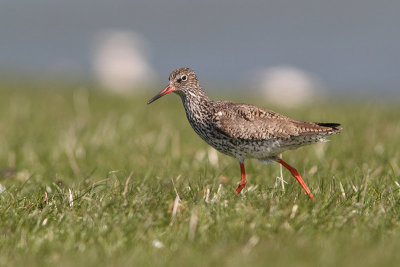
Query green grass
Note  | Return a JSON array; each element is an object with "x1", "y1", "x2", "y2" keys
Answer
[{"x1": 1, "y1": 85, "x2": 400, "y2": 266}]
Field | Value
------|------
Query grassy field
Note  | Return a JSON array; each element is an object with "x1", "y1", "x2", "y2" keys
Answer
[{"x1": 0, "y1": 84, "x2": 400, "y2": 266}]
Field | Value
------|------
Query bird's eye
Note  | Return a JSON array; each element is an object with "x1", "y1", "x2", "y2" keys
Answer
[{"x1": 181, "y1": 75, "x2": 187, "y2": 81}]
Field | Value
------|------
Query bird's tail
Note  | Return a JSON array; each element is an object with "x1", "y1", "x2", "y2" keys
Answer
[{"x1": 316, "y1": 122, "x2": 341, "y2": 131}]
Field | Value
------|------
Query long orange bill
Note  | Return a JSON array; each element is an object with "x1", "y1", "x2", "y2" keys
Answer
[{"x1": 147, "y1": 85, "x2": 174, "y2": 104}]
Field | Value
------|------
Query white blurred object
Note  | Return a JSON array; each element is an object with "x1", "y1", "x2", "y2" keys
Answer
[
  {"x1": 92, "y1": 30, "x2": 155, "y2": 94},
  {"x1": 207, "y1": 147, "x2": 219, "y2": 167},
  {"x1": 0, "y1": 184, "x2": 6, "y2": 194},
  {"x1": 152, "y1": 239, "x2": 164, "y2": 249},
  {"x1": 256, "y1": 66, "x2": 324, "y2": 107}
]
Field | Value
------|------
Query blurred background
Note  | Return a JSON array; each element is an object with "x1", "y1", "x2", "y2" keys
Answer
[
  {"x1": 1, "y1": 0, "x2": 399, "y2": 101},
  {"x1": 1, "y1": 2, "x2": 400, "y2": 265}
]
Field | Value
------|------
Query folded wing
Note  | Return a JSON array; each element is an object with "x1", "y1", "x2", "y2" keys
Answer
[{"x1": 212, "y1": 102, "x2": 340, "y2": 140}]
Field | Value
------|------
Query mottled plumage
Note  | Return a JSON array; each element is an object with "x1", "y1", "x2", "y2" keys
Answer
[{"x1": 148, "y1": 67, "x2": 341, "y2": 199}]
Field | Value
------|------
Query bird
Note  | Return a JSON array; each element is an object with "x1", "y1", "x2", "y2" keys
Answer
[{"x1": 147, "y1": 67, "x2": 341, "y2": 199}]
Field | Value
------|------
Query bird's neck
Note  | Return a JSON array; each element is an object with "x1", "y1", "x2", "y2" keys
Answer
[{"x1": 179, "y1": 87, "x2": 212, "y2": 122}]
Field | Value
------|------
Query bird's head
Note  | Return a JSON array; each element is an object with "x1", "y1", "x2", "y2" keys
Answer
[{"x1": 147, "y1": 67, "x2": 199, "y2": 104}]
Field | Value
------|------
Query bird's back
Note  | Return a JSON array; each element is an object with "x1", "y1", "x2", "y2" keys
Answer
[
  {"x1": 200, "y1": 100, "x2": 341, "y2": 160},
  {"x1": 211, "y1": 100, "x2": 340, "y2": 138}
]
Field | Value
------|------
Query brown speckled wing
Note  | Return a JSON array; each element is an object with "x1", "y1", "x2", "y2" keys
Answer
[{"x1": 212, "y1": 102, "x2": 340, "y2": 140}]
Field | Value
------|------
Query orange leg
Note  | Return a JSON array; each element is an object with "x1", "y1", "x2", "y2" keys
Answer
[
  {"x1": 236, "y1": 163, "x2": 247, "y2": 194},
  {"x1": 279, "y1": 159, "x2": 314, "y2": 199}
]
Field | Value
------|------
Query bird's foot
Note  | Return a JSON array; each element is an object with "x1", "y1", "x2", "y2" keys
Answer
[
  {"x1": 235, "y1": 182, "x2": 246, "y2": 194},
  {"x1": 278, "y1": 159, "x2": 315, "y2": 199}
]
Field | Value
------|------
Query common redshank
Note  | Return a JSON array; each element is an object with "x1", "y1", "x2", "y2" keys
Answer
[{"x1": 148, "y1": 67, "x2": 341, "y2": 199}]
